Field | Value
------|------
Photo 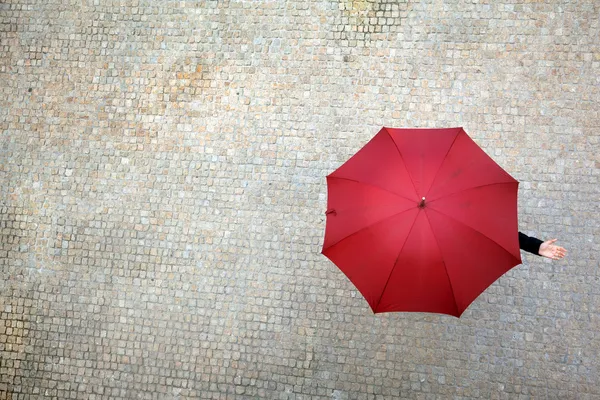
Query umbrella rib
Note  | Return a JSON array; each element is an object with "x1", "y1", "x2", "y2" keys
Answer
[
  {"x1": 322, "y1": 207, "x2": 417, "y2": 252},
  {"x1": 423, "y1": 210, "x2": 460, "y2": 316},
  {"x1": 426, "y1": 182, "x2": 517, "y2": 204},
  {"x1": 424, "y1": 128, "x2": 461, "y2": 198},
  {"x1": 384, "y1": 127, "x2": 420, "y2": 198},
  {"x1": 327, "y1": 176, "x2": 416, "y2": 203},
  {"x1": 423, "y1": 155, "x2": 488, "y2": 198},
  {"x1": 426, "y1": 207, "x2": 521, "y2": 264},
  {"x1": 372, "y1": 210, "x2": 421, "y2": 313}
]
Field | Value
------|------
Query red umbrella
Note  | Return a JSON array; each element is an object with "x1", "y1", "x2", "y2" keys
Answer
[{"x1": 321, "y1": 127, "x2": 521, "y2": 317}]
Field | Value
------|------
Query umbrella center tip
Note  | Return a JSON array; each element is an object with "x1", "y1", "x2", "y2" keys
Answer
[{"x1": 418, "y1": 197, "x2": 426, "y2": 208}]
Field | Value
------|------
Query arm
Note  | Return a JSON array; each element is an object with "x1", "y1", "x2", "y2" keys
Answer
[
  {"x1": 518, "y1": 232, "x2": 543, "y2": 255},
  {"x1": 519, "y1": 232, "x2": 567, "y2": 260}
]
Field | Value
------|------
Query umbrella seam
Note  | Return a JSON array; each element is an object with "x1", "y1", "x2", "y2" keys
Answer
[
  {"x1": 372, "y1": 210, "x2": 421, "y2": 313},
  {"x1": 384, "y1": 127, "x2": 420, "y2": 199},
  {"x1": 427, "y1": 181, "x2": 519, "y2": 204},
  {"x1": 322, "y1": 207, "x2": 417, "y2": 253},
  {"x1": 324, "y1": 204, "x2": 409, "y2": 217},
  {"x1": 425, "y1": 160, "x2": 516, "y2": 200},
  {"x1": 423, "y1": 209, "x2": 460, "y2": 317},
  {"x1": 426, "y1": 207, "x2": 522, "y2": 265},
  {"x1": 426, "y1": 155, "x2": 481, "y2": 197},
  {"x1": 327, "y1": 176, "x2": 416, "y2": 203},
  {"x1": 424, "y1": 128, "x2": 462, "y2": 199}
]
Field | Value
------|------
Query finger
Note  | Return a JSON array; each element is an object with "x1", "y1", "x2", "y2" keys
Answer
[{"x1": 547, "y1": 239, "x2": 558, "y2": 245}]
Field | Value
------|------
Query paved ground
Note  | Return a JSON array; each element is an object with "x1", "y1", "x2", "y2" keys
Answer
[{"x1": 1, "y1": 0, "x2": 599, "y2": 398}]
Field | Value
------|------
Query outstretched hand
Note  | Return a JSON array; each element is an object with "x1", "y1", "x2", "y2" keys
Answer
[{"x1": 539, "y1": 239, "x2": 567, "y2": 260}]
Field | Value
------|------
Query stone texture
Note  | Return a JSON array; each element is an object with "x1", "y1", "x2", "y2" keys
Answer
[{"x1": 1, "y1": 0, "x2": 599, "y2": 399}]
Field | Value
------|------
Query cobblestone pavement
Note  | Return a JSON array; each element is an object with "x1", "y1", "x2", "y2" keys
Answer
[{"x1": 1, "y1": 0, "x2": 599, "y2": 398}]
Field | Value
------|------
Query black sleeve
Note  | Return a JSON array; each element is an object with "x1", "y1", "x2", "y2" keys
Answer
[{"x1": 518, "y1": 232, "x2": 543, "y2": 256}]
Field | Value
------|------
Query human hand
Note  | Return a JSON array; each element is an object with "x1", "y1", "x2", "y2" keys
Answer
[{"x1": 538, "y1": 239, "x2": 567, "y2": 260}]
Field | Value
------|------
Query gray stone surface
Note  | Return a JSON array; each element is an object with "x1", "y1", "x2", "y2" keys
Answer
[{"x1": 1, "y1": 0, "x2": 599, "y2": 398}]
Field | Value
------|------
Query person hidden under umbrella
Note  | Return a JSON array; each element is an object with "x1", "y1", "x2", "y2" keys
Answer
[{"x1": 322, "y1": 127, "x2": 567, "y2": 317}]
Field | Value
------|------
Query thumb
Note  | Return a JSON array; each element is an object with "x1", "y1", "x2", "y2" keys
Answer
[{"x1": 546, "y1": 239, "x2": 558, "y2": 245}]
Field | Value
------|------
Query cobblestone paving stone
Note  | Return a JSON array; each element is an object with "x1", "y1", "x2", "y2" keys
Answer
[{"x1": 1, "y1": 0, "x2": 599, "y2": 399}]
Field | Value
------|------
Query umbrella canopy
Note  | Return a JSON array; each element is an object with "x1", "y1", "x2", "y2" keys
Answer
[{"x1": 321, "y1": 127, "x2": 521, "y2": 317}]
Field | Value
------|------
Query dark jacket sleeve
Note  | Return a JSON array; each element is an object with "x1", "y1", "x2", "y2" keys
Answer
[{"x1": 518, "y1": 232, "x2": 543, "y2": 256}]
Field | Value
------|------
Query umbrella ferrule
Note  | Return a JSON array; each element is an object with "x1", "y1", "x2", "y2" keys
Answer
[{"x1": 418, "y1": 197, "x2": 426, "y2": 208}]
